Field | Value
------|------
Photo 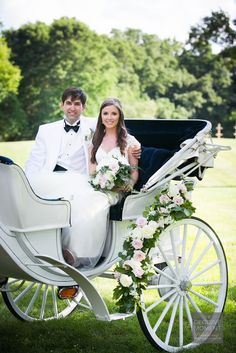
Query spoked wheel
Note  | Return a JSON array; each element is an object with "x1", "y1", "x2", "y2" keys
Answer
[
  {"x1": 137, "y1": 217, "x2": 228, "y2": 352},
  {"x1": 2, "y1": 279, "x2": 81, "y2": 321}
]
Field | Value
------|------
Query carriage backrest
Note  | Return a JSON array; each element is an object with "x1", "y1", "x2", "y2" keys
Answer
[
  {"x1": 0, "y1": 157, "x2": 71, "y2": 232},
  {"x1": 125, "y1": 119, "x2": 208, "y2": 149},
  {"x1": 125, "y1": 119, "x2": 209, "y2": 190}
]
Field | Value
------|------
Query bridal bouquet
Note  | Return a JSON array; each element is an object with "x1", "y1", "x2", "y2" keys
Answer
[{"x1": 90, "y1": 155, "x2": 133, "y2": 192}]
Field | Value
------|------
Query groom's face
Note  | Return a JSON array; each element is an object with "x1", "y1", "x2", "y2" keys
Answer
[{"x1": 61, "y1": 96, "x2": 85, "y2": 124}]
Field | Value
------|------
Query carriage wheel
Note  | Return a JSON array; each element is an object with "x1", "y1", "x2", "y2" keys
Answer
[
  {"x1": 2, "y1": 279, "x2": 82, "y2": 321},
  {"x1": 137, "y1": 217, "x2": 228, "y2": 352}
]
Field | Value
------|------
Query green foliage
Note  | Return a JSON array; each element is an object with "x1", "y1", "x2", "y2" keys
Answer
[
  {"x1": 0, "y1": 38, "x2": 21, "y2": 103},
  {"x1": 0, "y1": 94, "x2": 27, "y2": 141},
  {"x1": 184, "y1": 11, "x2": 236, "y2": 127},
  {"x1": 0, "y1": 11, "x2": 235, "y2": 140},
  {"x1": 188, "y1": 10, "x2": 236, "y2": 50}
]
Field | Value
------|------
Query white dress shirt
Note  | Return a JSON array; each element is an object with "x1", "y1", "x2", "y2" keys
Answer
[{"x1": 57, "y1": 119, "x2": 87, "y2": 174}]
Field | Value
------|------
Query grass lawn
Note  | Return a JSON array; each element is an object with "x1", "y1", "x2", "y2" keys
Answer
[{"x1": 0, "y1": 138, "x2": 235, "y2": 353}]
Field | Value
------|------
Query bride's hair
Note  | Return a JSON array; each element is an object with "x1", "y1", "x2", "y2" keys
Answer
[{"x1": 90, "y1": 98, "x2": 128, "y2": 164}]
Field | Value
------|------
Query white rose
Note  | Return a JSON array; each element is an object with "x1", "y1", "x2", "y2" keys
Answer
[
  {"x1": 149, "y1": 220, "x2": 158, "y2": 230},
  {"x1": 120, "y1": 274, "x2": 133, "y2": 287},
  {"x1": 131, "y1": 226, "x2": 144, "y2": 239},
  {"x1": 168, "y1": 183, "x2": 180, "y2": 198},
  {"x1": 92, "y1": 174, "x2": 100, "y2": 185},
  {"x1": 109, "y1": 159, "x2": 120, "y2": 174},
  {"x1": 106, "y1": 170, "x2": 115, "y2": 183},
  {"x1": 178, "y1": 183, "x2": 187, "y2": 194},
  {"x1": 124, "y1": 258, "x2": 140, "y2": 270},
  {"x1": 141, "y1": 221, "x2": 157, "y2": 239}
]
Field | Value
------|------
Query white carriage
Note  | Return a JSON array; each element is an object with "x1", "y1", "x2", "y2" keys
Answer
[{"x1": 0, "y1": 119, "x2": 229, "y2": 352}]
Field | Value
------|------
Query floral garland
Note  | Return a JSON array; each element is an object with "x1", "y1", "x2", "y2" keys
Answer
[{"x1": 113, "y1": 181, "x2": 196, "y2": 313}]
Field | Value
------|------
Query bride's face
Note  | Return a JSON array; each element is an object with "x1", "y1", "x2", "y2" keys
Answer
[{"x1": 101, "y1": 105, "x2": 120, "y2": 130}]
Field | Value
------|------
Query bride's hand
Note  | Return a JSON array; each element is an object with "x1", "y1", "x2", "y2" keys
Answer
[
  {"x1": 112, "y1": 182, "x2": 133, "y2": 193},
  {"x1": 121, "y1": 182, "x2": 134, "y2": 193}
]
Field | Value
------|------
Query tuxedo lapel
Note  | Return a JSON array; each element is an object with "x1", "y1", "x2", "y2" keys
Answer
[{"x1": 45, "y1": 120, "x2": 64, "y2": 171}]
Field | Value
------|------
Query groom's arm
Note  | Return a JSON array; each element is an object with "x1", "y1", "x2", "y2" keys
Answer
[
  {"x1": 25, "y1": 126, "x2": 47, "y2": 177},
  {"x1": 131, "y1": 145, "x2": 141, "y2": 159},
  {"x1": 130, "y1": 136, "x2": 141, "y2": 159}
]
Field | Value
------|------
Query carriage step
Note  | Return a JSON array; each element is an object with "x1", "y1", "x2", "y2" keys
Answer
[
  {"x1": 109, "y1": 312, "x2": 135, "y2": 321},
  {"x1": 36, "y1": 255, "x2": 136, "y2": 322}
]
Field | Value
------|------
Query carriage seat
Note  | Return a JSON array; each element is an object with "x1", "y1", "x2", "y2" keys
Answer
[
  {"x1": 134, "y1": 146, "x2": 175, "y2": 191},
  {"x1": 0, "y1": 156, "x2": 71, "y2": 232}
]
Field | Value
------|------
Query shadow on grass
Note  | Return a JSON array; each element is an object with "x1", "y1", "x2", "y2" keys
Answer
[{"x1": 0, "y1": 307, "x2": 154, "y2": 353}]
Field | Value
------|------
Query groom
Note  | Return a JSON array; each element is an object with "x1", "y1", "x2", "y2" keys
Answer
[{"x1": 25, "y1": 87, "x2": 96, "y2": 299}]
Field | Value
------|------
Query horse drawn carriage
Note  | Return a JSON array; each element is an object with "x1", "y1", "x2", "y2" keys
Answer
[{"x1": 0, "y1": 119, "x2": 229, "y2": 352}]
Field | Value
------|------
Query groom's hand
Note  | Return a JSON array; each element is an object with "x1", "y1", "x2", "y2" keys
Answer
[{"x1": 130, "y1": 144, "x2": 141, "y2": 159}]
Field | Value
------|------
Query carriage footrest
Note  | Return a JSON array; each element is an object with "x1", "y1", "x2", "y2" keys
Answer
[{"x1": 109, "y1": 312, "x2": 135, "y2": 321}]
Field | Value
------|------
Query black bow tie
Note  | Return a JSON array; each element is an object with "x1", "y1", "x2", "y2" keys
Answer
[{"x1": 64, "y1": 122, "x2": 80, "y2": 133}]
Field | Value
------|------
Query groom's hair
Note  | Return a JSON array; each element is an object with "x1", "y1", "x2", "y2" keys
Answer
[{"x1": 62, "y1": 87, "x2": 87, "y2": 106}]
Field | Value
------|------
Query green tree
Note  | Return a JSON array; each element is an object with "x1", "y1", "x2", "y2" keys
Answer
[
  {"x1": 180, "y1": 11, "x2": 236, "y2": 132},
  {"x1": 0, "y1": 30, "x2": 25, "y2": 141},
  {"x1": 0, "y1": 94, "x2": 27, "y2": 141},
  {"x1": 0, "y1": 37, "x2": 21, "y2": 103},
  {"x1": 1, "y1": 11, "x2": 235, "y2": 140},
  {"x1": 188, "y1": 10, "x2": 236, "y2": 50},
  {"x1": 4, "y1": 18, "x2": 119, "y2": 138}
]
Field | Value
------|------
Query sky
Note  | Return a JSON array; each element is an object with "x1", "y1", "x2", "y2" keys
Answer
[{"x1": 0, "y1": 0, "x2": 235, "y2": 43}]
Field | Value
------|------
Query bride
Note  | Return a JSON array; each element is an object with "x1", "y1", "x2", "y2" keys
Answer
[{"x1": 63, "y1": 98, "x2": 139, "y2": 268}]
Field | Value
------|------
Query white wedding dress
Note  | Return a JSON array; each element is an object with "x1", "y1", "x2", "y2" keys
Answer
[{"x1": 28, "y1": 134, "x2": 137, "y2": 268}]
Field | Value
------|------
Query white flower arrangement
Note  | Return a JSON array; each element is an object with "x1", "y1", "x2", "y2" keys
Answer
[
  {"x1": 90, "y1": 155, "x2": 134, "y2": 192},
  {"x1": 113, "y1": 181, "x2": 196, "y2": 313}
]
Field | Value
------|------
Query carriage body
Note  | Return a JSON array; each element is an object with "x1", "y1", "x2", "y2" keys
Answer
[{"x1": 0, "y1": 119, "x2": 229, "y2": 352}]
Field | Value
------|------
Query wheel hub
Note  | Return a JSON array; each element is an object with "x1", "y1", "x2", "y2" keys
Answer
[{"x1": 179, "y1": 279, "x2": 192, "y2": 291}]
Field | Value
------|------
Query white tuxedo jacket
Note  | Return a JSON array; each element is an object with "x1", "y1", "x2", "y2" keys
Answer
[{"x1": 25, "y1": 117, "x2": 97, "y2": 177}]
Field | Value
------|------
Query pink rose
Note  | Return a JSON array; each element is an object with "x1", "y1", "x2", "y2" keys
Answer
[
  {"x1": 99, "y1": 174, "x2": 108, "y2": 188},
  {"x1": 114, "y1": 271, "x2": 121, "y2": 280},
  {"x1": 132, "y1": 266, "x2": 144, "y2": 278},
  {"x1": 160, "y1": 207, "x2": 169, "y2": 214},
  {"x1": 173, "y1": 196, "x2": 184, "y2": 205},
  {"x1": 136, "y1": 217, "x2": 148, "y2": 228},
  {"x1": 132, "y1": 238, "x2": 143, "y2": 250},
  {"x1": 159, "y1": 194, "x2": 171, "y2": 204},
  {"x1": 133, "y1": 250, "x2": 146, "y2": 262}
]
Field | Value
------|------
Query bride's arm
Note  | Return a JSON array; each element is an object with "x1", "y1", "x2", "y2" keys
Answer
[{"x1": 88, "y1": 145, "x2": 97, "y2": 175}]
